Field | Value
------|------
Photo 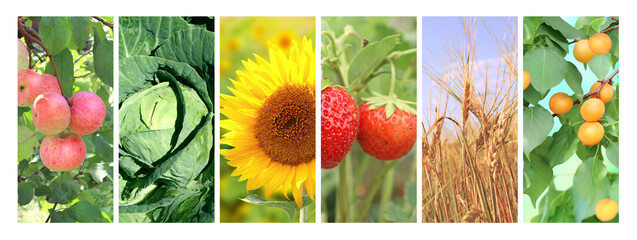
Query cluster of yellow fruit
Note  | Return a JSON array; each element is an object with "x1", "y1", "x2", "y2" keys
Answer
[
  {"x1": 548, "y1": 82, "x2": 613, "y2": 146},
  {"x1": 573, "y1": 32, "x2": 612, "y2": 63}
]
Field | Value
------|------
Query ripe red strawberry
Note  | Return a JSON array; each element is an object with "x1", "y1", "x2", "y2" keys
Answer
[
  {"x1": 357, "y1": 102, "x2": 416, "y2": 160},
  {"x1": 321, "y1": 86, "x2": 359, "y2": 169}
]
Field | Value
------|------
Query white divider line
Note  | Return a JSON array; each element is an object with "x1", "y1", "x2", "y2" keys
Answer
[
  {"x1": 517, "y1": 15, "x2": 523, "y2": 224},
  {"x1": 113, "y1": 16, "x2": 120, "y2": 224},
  {"x1": 416, "y1": 15, "x2": 423, "y2": 224},
  {"x1": 214, "y1": 15, "x2": 221, "y2": 224},
  {"x1": 315, "y1": 15, "x2": 322, "y2": 224}
]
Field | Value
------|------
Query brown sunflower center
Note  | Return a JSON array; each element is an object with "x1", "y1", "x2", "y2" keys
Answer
[{"x1": 255, "y1": 84, "x2": 315, "y2": 166}]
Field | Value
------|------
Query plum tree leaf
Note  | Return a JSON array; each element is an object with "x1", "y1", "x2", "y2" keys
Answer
[
  {"x1": 18, "y1": 182, "x2": 34, "y2": 206},
  {"x1": 565, "y1": 61, "x2": 583, "y2": 98},
  {"x1": 575, "y1": 17, "x2": 606, "y2": 36},
  {"x1": 67, "y1": 17, "x2": 90, "y2": 50},
  {"x1": 541, "y1": 17, "x2": 587, "y2": 39},
  {"x1": 524, "y1": 138, "x2": 553, "y2": 207},
  {"x1": 45, "y1": 48, "x2": 74, "y2": 98},
  {"x1": 40, "y1": 17, "x2": 72, "y2": 55},
  {"x1": 588, "y1": 53, "x2": 612, "y2": 80},
  {"x1": 18, "y1": 125, "x2": 38, "y2": 162},
  {"x1": 523, "y1": 46, "x2": 568, "y2": 95},
  {"x1": 523, "y1": 106, "x2": 553, "y2": 154},
  {"x1": 573, "y1": 158, "x2": 607, "y2": 205},
  {"x1": 605, "y1": 142, "x2": 619, "y2": 168},
  {"x1": 94, "y1": 38, "x2": 114, "y2": 87},
  {"x1": 548, "y1": 125, "x2": 579, "y2": 167}
]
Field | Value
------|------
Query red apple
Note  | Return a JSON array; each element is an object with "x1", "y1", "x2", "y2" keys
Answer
[
  {"x1": 18, "y1": 39, "x2": 28, "y2": 72},
  {"x1": 40, "y1": 132, "x2": 86, "y2": 171},
  {"x1": 18, "y1": 69, "x2": 44, "y2": 107},
  {"x1": 68, "y1": 91, "x2": 106, "y2": 135},
  {"x1": 39, "y1": 73, "x2": 62, "y2": 94},
  {"x1": 32, "y1": 92, "x2": 71, "y2": 134}
]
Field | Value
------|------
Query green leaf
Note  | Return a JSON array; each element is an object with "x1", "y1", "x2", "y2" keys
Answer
[
  {"x1": 548, "y1": 125, "x2": 579, "y2": 167},
  {"x1": 607, "y1": 27, "x2": 619, "y2": 66},
  {"x1": 119, "y1": 26, "x2": 154, "y2": 60},
  {"x1": 384, "y1": 102, "x2": 395, "y2": 119},
  {"x1": 384, "y1": 203, "x2": 411, "y2": 222},
  {"x1": 523, "y1": 106, "x2": 554, "y2": 154},
  {"x1": 34, "y1": 184, "x2": 52, "y2": 196},
  {"x1": 522, "y1": 84, "x2": 544, "y2": 106},
  {"x1": 118, "y1": 16, "x2": 191, "y2": 63},
  {"x1": 67, "y1": 17, "x2": 90, "y2": 50},
  {"x1": 94, "y1": 39, "x2": 114, "y2": 87},
  {"x1": 241, "y1": 193, "x2": 313, "y2": 222},
  {"x1": 44, "y1": 48, "x2": 74, "y2": 98},
  {"x1": 118, "y1": 56, "x2": 165, "y2": 103},
  {"x1": 575, "y1": 17, "x2": 606, "y2": 36},
  {"x1": 156, "y1": 28, "x2": 215, "y2": 81},
  {"x1": 524, "y1": 47, "x2": 568, "y2": 94},
  {"x1": 602, "y1": 87, "x2": 619, "y2": 123},
  {"x1": 541, "y1": 17, "x2": 588, "y2": 39},
  {"x1": 588, "y1": 53, "x2": 612, "y2": 80},
  {"x1": 120, "y1": 197, "x2": 174, "y2": 215},
  {"x1": 524, "y1": 139, "x2": 553, "y2": 207},
  {"x1": 536, "y1": 24, "x2": 568, "y2": 54},
  {"x1": 565, "y1": 61, "x2": 583, "y2": 98},
  {"x1": 18, "y1": 125, "x2": 38, "y2": 162},
  {"x1": 605, "y1": 142, "x2": 619, "y2": 167},
  {"x1": 88, "y1": 163, "x2": 109, "y2": 183},
  {"x1": 523, "y1": 17, "x2": 542, "y2": 44},
  {"x1": 91, "y1": 22, "x2": 106, "y2": 41},
  {"x1": 39, "y1": 17, "x2": 72, "y2": 55},
  {"x1": 49, "y1": 209, "x2": 75, "y2": 222},
  {"x1": 18, "y1": 182, "x2": 34, "y2": 206},
  {"x1": 573, "y1": 158, "x2": 607, "y2": 205},
  {"x1": 348, "y1": 34, "x2": 399, "y2": 86},
  {"x1": 68, "y1": 200, "x2": 105, "y2": 222},
  {"x1": 47, "y1": 180, "x2": 80, "y2": 204}
]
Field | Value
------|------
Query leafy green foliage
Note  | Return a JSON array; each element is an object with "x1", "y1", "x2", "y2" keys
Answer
[
  {"x1": 241, "y1": 194, "x2": 314, "y2": 222},
  {"x1": 118, "y1": 16, "x2": 215, "y2": 223},
  {"x1": 523, "y1": 16, "x2": 619, "y2": 222},
  {"x1": 18, "y1": 16, "x2": 114, "y2": 223}
]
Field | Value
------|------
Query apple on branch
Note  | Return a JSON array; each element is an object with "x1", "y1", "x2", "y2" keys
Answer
[{"x1": 40, "y1": 132, "x2": 86, "y2": 171}]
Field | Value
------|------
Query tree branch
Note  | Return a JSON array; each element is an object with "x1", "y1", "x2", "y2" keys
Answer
[
  {"x1": 45, "y1": 202, "x2": 58, "y2": 223},
  {"x1": 553, "y1": 68, "x2": 618, "y2": 118},
  {"x1": 92, "y1": 16, "x2": 113, "y2": 30},
  {"x1": 569, "y1": 25, "x2": 619, "y2": 44},
  {"x1": 18, "y1": 18, "x2": 67, "y2": 101},
  {"x1": 18, "y1": 166, "x2": 45, "y2": 182},
  {"x1": 583, "y1": 68, "x2": 619, "y2": 99}
]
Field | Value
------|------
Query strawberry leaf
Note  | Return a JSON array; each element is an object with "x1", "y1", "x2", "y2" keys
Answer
[{"x1": 385, "y1": 103, "x2": 395, "y2": 119}]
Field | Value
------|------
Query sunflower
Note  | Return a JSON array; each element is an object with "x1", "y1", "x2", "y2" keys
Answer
[{"x1": 221, "y1": 37, "x2": 315, "y2": 209}]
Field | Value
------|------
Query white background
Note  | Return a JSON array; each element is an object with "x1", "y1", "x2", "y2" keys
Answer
[{"x1": 0, "y1": 0, "x2": 634, "y2": 239}]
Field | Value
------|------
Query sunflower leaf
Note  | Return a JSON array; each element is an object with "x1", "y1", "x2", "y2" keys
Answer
[{"x1": 241, "y1": 193, "x2": 313, "y2": 222}]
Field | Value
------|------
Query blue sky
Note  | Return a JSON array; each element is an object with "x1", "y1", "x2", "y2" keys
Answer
[{"x1": 421, "y1": 17, "x2": 516, "y2": 122}]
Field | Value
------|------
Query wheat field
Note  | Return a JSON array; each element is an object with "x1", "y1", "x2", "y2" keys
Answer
[{"x1": 422, "y1": 17, "x2": 518, "y2": 223}]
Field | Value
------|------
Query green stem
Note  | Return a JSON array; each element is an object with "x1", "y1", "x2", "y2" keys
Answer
[
  {"x1": 322, "y1": 31, "x2": 349, "y2": 88},
  {"x1": 388, "y1": 48, "x2": 417, "y2": 60},
  {"x1": 346, "y1": 153, "x2": 356, "y2": 220},
  {"x1": 358, "y1": 160, "x2": 399, "y2": 222},
  {"x1": 354, "y1": 156, "x2": 369, "y2": 187},
  {"x1": 338, "y1": 156, "x2": 349, "y2": 222},
  {"x1": 378, "y1": 164, "x2": 395, "y2": 222},
  {"x1": 388, "y1": 59, "x2": 396, "y2": 96},
  {"x1": 299, "y1": 206, "x2": 305, "y2": 223}
]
